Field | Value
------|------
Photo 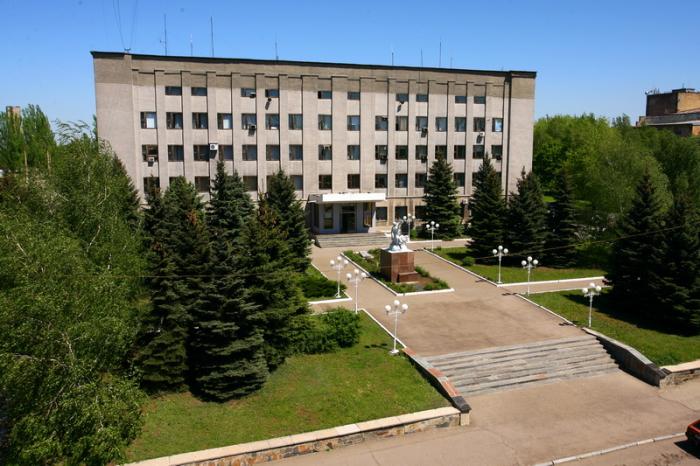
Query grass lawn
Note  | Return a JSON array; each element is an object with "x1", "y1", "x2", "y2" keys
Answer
[
  {"x1": 433, "y1": 247, "x2": 605, "y2": 283},
  {"x1": 126, "y1": 312, "x2": 448, "y2": 461},
  {"x1": 529, "y1": 291, "x2": 700, "y2": 366},
  {"x1": 298, "y1": 266, "x2": 347, "y2": 301}
]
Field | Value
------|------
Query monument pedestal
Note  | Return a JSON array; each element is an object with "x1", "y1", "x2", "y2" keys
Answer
[{"x1": 380, "y1": 249, "x2": 420, "y2": 283}]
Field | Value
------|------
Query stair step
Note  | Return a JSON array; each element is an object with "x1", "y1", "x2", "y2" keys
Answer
[{"x1": 315, "y1": 233, "x2": 390, "y2": 248}]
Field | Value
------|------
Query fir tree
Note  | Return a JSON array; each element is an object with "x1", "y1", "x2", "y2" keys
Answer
[
  {"x1": 546, "y1": 169, "x2": 579, "y2": 267},
  {"x1": 206, "y1": 161, "x2": 253, "y2": 243},
  {"x1": 266, "y1": 170, "x2": 310, "y2": 272},
  {"x1": 422, "y1": 154, "x2": 462, "y2": 239},
  {"x1": 607, "y1": 172, "x2": 666, "y2": 314},
  {"x1": 505, "y1": 169, "x2": 549, "y2": 264},
  {"x1": 468, "y1": 157, "x2": 506, "y2": 262},
  {"x1": 240, "y1": 197, "x2": 309, "y2": 370}
]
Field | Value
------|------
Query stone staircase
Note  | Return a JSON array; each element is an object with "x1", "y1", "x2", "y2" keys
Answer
[
  {"x1": 315, "y1": 232, "x2": 389, "y2": 248},
  {"x1": 424, "y1": 335, "x2": 618, "y2": 397}
]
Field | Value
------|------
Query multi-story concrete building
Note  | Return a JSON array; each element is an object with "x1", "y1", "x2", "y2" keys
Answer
[
  {"x1": 638, "y1": 88, "x2": 700, "y2": 137},
  {"x1": 92, "y1": 51, "x2": 535, "y2": 234}
]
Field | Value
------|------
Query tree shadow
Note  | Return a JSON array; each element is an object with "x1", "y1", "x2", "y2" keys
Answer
[{"x1": 674, "y1": 439, "x2": 699, "y2": 459}]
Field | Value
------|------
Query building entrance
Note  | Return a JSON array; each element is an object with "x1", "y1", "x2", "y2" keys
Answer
[{"x1": 341, "y1": 205, "x2": 356, "y2": 233}]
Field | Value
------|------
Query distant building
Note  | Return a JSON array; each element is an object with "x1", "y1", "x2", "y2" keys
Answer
[
  {"x1": 5, "y1": 106, "x2": 21, "y2": 117},
  {"x1": 638, "y1": 88, "x2": 700, "y2": 137}
]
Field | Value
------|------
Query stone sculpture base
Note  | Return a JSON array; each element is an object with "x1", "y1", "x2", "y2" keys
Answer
[{"x1": 380, "y1": 249, "x2": 419, "y2": 283}]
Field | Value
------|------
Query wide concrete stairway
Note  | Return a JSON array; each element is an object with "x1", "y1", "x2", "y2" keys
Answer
[
  {"x1": 424, "y1": 334, "x2": 618, "y2": 397},
  {"x1": 315, "y1": 232, "x2": 388, "y2": 248}
]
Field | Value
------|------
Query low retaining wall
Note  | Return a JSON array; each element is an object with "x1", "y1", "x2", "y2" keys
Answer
[
  {"x1": 661, "y1": 360, "x2": 700, "y2": 385},
  {"x1": 126, "y1": 407, "x2": 461, "y2": 466}
]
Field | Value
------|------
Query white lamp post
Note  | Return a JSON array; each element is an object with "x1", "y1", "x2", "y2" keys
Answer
[
  {"x1": 402, "y1": 214, "x2": 415, "y2": 242},
  {"x1": 329, "y1": 256, "x2": 349, "y2": 298},
  {"x1": 384, "y1": 299, "x2": 408, "y2": 355},
  {"x1": 492, "y1": 245, "x2": 509, "y2": 284},
  {"x1": 520, "y1": 256, "x2": 539, "y2": 296},
  {"x1": 582, "y1": 282, "x2": 602, "y2": 328},
  {"x1": 427, "y1": 220, "x2": 440, "y2": 251},
  {"x1": 346, "y1": 268, "x2": 367, "y2": 313}
]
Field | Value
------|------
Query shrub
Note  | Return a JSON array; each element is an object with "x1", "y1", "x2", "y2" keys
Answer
[
  {"x1": 322, "y1": 308, "x2": 361, "y2": 348},
  {"x1": 290, "y1": 308, "x2": 361, "y2": 354},
  {"x1": 298, "y1": 270, "x2": 345, "y2": 299},
  {"x1": 415, "y1": 265, "x2": 429, "y2": 277},
  {"x1": 461, "y1": 256, "x2": 475, "y2": 266}
]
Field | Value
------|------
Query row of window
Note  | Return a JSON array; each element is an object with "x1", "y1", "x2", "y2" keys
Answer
[
  {"x1": 141, "y1": 111, "x2": 504, "y2": 133},
  {"x1": 142, "y1": 143, "x2": 503, "y2": 163}
]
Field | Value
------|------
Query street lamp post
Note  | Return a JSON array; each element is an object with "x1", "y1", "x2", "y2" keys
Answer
[
  {"x1": 384, "y1": 299, "x2": 408, "y2": 355},
  {"x1": 402, "y1": 214, "x2": 415, "y2": 242},
  {"x1": 329, "y1": 256, "x2": 349, "y2": 298},
  {"x1": 427, "y1": 221, "x2": 440, "y2": 251},
  {"x1": 346, "y1": 268, "x2": 367, "y2": 313},
  {"x1": 492, "y1": 245, "x2": 509, "y2": 284},
  {"x1": 520, "y1": 256, "x2": 539, "y2": 296},
  {"x1": 582, "y1": 282, "x2": 602, "y2": 328}
]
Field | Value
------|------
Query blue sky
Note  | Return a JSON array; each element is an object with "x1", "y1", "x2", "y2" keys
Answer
[{"x1": 1, "y1": 0, "x2": 698, "y2": 124}]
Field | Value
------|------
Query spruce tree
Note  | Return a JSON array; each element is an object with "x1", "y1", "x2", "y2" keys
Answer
[
  {"x1": 206, "y1": 161, "x2": 253, "y2": 243},
  {"x1": 266, "y1": 170, "x2": 310, "y2": 272},
  {"x1": 422, "y1": 154, "x2": 462, "y2": 239},
  {"x1": 468, "y1": 157, "x2": 506, "y2": 262},
  {"x1": 240, "y1": 197, "x2": 309, "y2": 370},
  {"x1": 546, "y1": 169, "x2": 579, "y2": 267},
  {"x1": 505, "y1": 170, "x2": 549, "y2": 264},
  {"x1": 607, "y1": 172, "x2": 666, "y2": 314}
]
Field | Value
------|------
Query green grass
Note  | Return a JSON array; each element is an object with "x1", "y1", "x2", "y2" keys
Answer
[
  {"x1": 529, "y1": 291, "x2": 700, "y2": 366},
  {"x1": 126, "y1": 313, "x2": 448, "y2": 461},
  {"x1": 298, "y1": 266, "x2": 347, "y2": 301},
  {"x1": 433, "y1": 247, "x2": 605, "y2": 283}
]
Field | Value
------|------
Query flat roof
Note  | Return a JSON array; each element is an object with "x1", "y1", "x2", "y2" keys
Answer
[{"x1": 90, "y1": 51, "x2": 537, "y2": 79}]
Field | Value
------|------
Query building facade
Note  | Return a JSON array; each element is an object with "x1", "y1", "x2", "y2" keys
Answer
[
  {"x1": 638, "y1": 88, "x2": 700, "y2": 137},
  {"x1": 92, "y1": 52, "x2": 536, "y2": 234}
]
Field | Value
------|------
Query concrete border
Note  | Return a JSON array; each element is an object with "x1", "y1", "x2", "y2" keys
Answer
[
  {"x1": 496, "y1": 276, "x2": 605, "y2": 287},
  {"x1": 308, "y1": 296, "x2": 352, "y2": 305},
  {"x1": 661, "y1": 359, "x2": 700, "y2": 385},
  {"x1": 420, "y1": 248, "x2": 498, "y2": 286}
]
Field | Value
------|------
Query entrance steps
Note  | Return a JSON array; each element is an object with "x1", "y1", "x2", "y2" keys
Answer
[
  {"x1": 424, "y1": 335, "x2": 618, "y2": 397},
  {"x1": 315, "y1": 232, "x2": 388, "y2": 248}
]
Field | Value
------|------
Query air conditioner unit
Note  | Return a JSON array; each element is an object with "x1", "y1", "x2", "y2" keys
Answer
[
  {"x1": 209, "y1": 143, "x2": 219, "y2": 152},
  {"x1": 421, "y1": 127, "x2": 428, "y2": 136},
  {"x1": 248, "y1": 124, "x2": 257, "y2": 131},
  {"x1": 146, "y1": 156, "x2": 156, "y2": 163},
  {"x1": 249, "y1": 92, "x2": 256, "y2": 98}
]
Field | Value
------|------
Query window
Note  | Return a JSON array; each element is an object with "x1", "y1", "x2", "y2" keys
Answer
[
  {"x1": 318, "y1": 145, "x2": 332, "y2": 160},
  {"x1": 221, "y1": 145, "x2": 233, "y2": 160},
  {"x1": 323, "y1": 205, "x2": 333, "y2": 229},
  {"x1": 375, "y1": 116, "x2": 388, "y2": 131},
  {"x1": 218, "y1": 113, "x2": 233, "y2": 129},
  {"x1": 435, "y1": 117, "x2": 447, "y2": 132},
  {"x1": 140, "y1": 112, "x2": 157, "y2": 129},
  {"x1": 347, "y1": 91, "x2": 360, "y2": 100},
  {"x1": 319, "y1": 174, "x2": 332, "y2": 189},
  {"x1": 491, "y1": 145, "x2": 503, "y2": 160},
  {"x1": 415, "y1": 205, "x2": 426, "y2": 220},
  {"x1": 473, "y1": 117, "x2": 486, "y2": 132},
  {"x1": 291, "y1": 175, "x2": 303, "y2": 190},
  {"x1": 143, "y1": 177, "x2": 160, "y2": 193},
  {"x1": 347, "y1": 145, "x2": 360, "y2": 160},
  {"x1": 195, "y1": 176, "x2": 210, "y2": 193},
  {"x1": 395, "y1": 116, "x2": 408, "y2": 131},
  {"x1": 395, "y1": 173, "x2": 408, "y2": 188},
  {"x1": 241, "y1": 88, "x2": 256, "y2": 98},
  {"x1": 165, "y1": 86, "x2": 182, "y2": 96},
  {"x1": 376, "y1": 207, "x2": 388, "y2": 221},
  {"x1": 473, "y1": 144, "x2": 485, "y2": 159},
  {"x1": 266, "y1": 144, "x2": 280, "y2": 161},
  {"x1": 318, "y1": 114, "x2": 332, "y2": 130},
  {"x1": 193, "y1": 145, "x2": 210, "y2": 161},
  {"x1": 375, "y1": 145, "x2": 387, "y2": 162},
  {"x1": 375, "y1": 174, "x2": 387, "y2": 189},
  {"x1": 242, "y1": 113, "x2": 257, "y2": 129},
  {"x1": 493, "y1": 118, "x2": 503, "y2": 132},
  {"x1": 142, "y1": 145, "x2": 158, "y2": 162},
  {"x1": 395, "y1": 206, "x2": 408, "y2": 221},
  {"x1": 455, "y1": 117, "x2": 466, "y2": 132},
  {"x1": 474, "y1": 95, "x2": 486, "y2": 104},
  {"x1": 416, "y1": 145, "x2": 427, "y2": 162},
  {"x1": 454, "y1": 145, "x2": 466, "y2": 159},
  {"x1": 243, "y1": 176, "x2": 258, "y2": 191},
  {"x1": 415, "y1": 116, "x2": 428, "y2": 131},
  {"x1": 396, "y1": 145, "x2": 408, "y2": 160},
  {"x1": 415, "y1": 172, "x2": 427, "y2": 188},
  {"x1": 455, "y1": 95, "x2": 467, "y2": 104},
  {"x1": 242, "y1": 145, "x2": 258, "y2": 161},
  {"x1": 454, "y1": 172, "x2": 465, "y2": 187},
  {"x1": 396, "y1": 93, "x2": 408, "y2": 103},
  {"x1": 166, "y1": 112, "x2": 183, "y2": 129},
  {"x1": 265, "y1": 89, "x2": 279, "y2": 98},
  {"x1": 167, "y1": 145, "x2": 184, "y2": 162},
  {"x1": 416, "y1": 93, "x2": 428, "y2": 103},
  {"x1": 318, "y1": 90, "x2": 332, "y2": 99},
  {"x1": 435, "y1": 145, "x2": 447, "y2": 159},
  {"x1": 191, "y1": 87, "x2": 207, "y2": 96},
  {"x1": 289, "y1": 145, "x2": 303, "y2": 161},
  {"x1": 347, "y1": 174, "x2": 360, "y2": 189},
  {"x1": 192, "y1": 113, "x2": 208, "y2": 129},
  {"x1": 289, "y1": 114, "x2": 303, "y2": 130},
  {"x1": 265, "y1": 114, "x2": 280, "y2": 130},
  {"x1": 347, "y1": 115, "x2": 360, "y2": 131}
]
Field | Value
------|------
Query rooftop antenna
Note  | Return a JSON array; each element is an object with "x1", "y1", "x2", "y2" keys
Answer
[
  {"x1": 420, "y1": 48, "x2": 423, "y2": 67},
  {"x1": 439, "y1": 39, "x2": 442, "y2": 67},
  {"x1": 161, "y1": 14, "x2": 168, "y2": 55},
  {"x1": 190, "y1": 33, "x2": 193, "y2": 56},
  {"x1": 450, "y1": 56, "x2": 453, "y2": 68},
  {"x1": 391, "y1": 45, "x2": 394, "y2": 66},
  {"x1": 275, "y1": 37, "x2": 279, "y2": 60},
  {"x1": 210, "y1": 16, "x2": 215, "y2": 57}
]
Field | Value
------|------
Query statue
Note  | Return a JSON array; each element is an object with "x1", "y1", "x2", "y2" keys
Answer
[{"x1": 388, "y1": 220, "x2": 409, "y2": 252}]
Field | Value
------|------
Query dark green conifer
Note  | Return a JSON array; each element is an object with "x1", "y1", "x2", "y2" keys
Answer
[
  {"x1": 422, "y1": 154, "x2": 462, "y2": 239},
  {"x1": 546, "y1": 169, "x2": 579, "y2": 267},
  {"x1": 266, "y1": 170, "x2": 310, "y2": 272},
  {"x1": 468, "y1": 157, "x2": 506, "y2": 262},
  {"x1": 506, "y1": 169, "x2": 549, "y2": 263}
]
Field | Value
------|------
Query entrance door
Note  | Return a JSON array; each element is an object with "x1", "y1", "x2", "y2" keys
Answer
[{"x1": 341, "y1": 205, "x2": 356, "y2": 233}]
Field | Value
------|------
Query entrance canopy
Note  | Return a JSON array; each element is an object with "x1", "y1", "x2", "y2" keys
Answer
[{"x1": 308, "y1": 192, "x2": 386, "y2": 204}]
